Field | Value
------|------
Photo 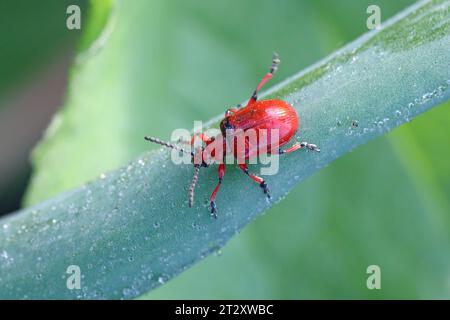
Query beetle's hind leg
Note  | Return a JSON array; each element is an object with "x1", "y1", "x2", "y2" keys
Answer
[
  {"x1": 246, "y1": 53, "x2": 281, "y2": 107},
  {"x1": 209, "y1": 164, "x2": 226, "y2": 218},
  {"x1": 299, "y1": 141, "x2": 320, "y2": 152},
  {"x1": 279, "y1": 141, "x2": 320, "y2": 154},
  {"x1": 238, "y1": 164, "x2": 271, "y2": 199}
]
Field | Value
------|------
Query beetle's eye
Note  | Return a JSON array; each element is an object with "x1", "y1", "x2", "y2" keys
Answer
[{"x1": 225, "y1": 109, "x2": 234, "y2": 116}]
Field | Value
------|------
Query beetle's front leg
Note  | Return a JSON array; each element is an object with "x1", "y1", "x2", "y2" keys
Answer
[
  {"x1": 191, "y1": 133, "x2": 214, "y2": 146},
  {"x1": 238, "y1": 164, "x2": 271, "y2": 199},
  {"x1": 209, "y1": 163, "x2": 226, "y2": 218}
]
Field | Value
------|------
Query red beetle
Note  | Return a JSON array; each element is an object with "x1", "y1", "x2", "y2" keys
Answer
[{"x1": 145, "y1": 54, "x2": 319, "y2": 217}]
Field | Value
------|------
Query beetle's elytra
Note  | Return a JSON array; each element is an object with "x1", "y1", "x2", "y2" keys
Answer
[{"x1": 145, "y1": 54, "x2": 319, "y2": 217}]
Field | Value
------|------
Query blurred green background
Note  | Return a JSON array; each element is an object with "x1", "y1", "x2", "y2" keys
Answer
[
  {"x1": 1, "y1": 0, "x2": 450, "y2": 299},
  {"x1": 0, "y1": 0, "x2": 87, "y2": 213}
]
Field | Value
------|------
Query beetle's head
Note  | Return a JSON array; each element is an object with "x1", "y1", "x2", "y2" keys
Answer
[{"x1": 220, "y1": 116, "x2": 234, "y2": 136}]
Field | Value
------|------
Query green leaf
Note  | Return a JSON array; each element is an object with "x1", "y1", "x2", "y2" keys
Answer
[
  {"x1": 0, "y1": 0, "x2": 85, "y2": 99},
  {"x1": 1, "y1": 0, "x2": 449, "y2": 299}
]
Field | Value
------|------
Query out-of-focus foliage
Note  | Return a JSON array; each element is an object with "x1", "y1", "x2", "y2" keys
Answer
[
  {"x1": 0, "y1": 0, "x2": 88, "y2": 216},
  {"x1": 0, "y1": 0, "x2": 86, "y2": 99}
]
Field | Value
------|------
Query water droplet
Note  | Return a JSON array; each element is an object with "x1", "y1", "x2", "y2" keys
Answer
[
  {"x1": 351, "y1": 120, "x2": 359, "y2": 128},
  {"x1": 394, "y1": 110, "x2": 402, "y2": 117},
  {"x1": 122, "y1": 288, "x2": 133, "y2": 297},
  {"x1": 422, "y1": 93, "x2": 432, "y2": 100},
  {"x1": 408, "y1": 102, "x2": 414, "y2": 108},
  {"x1": 2, "y1": 224, "x2": 9, "y2": 230},
  {"x1": 128, "y1": 256, "x2": 134, "y2": 262},
  {"x1": 100, "y1": 173, "x2": 106, "y2": 179},
  {"x1": 36, "y1": 273, "x2": 42, "y2": 280},
  {"x1": 158, "y1": 276, "x2": 166, "y2": 284},
  {"x1": 1, "y1": 250, "x2": 8, "y2": 259},
  {"x1": 153, "y1": 222, "x2": 160, "y2": 229}
]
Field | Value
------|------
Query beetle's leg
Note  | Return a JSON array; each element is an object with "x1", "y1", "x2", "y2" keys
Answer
[
  {"x1": 246, "y1": 53, "x2": 280, "y2": 107},
  {"x1": 279, "y1": 141, "x2": 320, "y2": 154},
  {"x1": 191, "y1": 133, "x2": 213, "y2": 146},
  {"x1": 209, "y1": 163, "x2": 226, "y2": 218},
  {"x1": 279, "y1": 142, "x2": 302, "y2": 154},
  {"x1": 238, "y1": 164, "x2": 271, "y2": 199},
  {"x1": 178, "y1": 134, "x2": 215, "y2": 150},
  {"x1": 299, "y1": 141, "x2": 320, "y2": 152}
]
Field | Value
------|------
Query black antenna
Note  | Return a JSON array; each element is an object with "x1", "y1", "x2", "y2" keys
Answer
[
  {"x1": 188, "y1": 165, "x2": 200, "y2": 207},
  {"x1": 144, "y1": 136, "x2": 194, "y2": 156}
]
